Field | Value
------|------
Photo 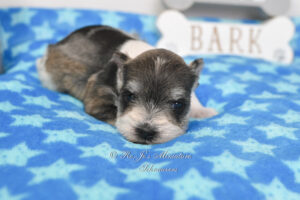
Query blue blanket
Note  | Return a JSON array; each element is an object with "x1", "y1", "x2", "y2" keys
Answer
[{"x1": 0, "y1": 8, "x2": 300, "y2": 200}]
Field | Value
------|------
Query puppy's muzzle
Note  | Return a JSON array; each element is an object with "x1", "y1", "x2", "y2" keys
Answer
[{"x1": 135, "y1": 123, "x2": 157, "y2": 142}]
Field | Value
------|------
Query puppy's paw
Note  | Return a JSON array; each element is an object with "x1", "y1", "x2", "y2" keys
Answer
[{"x1": 190, "y1": 107, "x2": 218, "y2": 119}]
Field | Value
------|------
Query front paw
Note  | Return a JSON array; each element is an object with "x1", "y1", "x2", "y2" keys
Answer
[
  {"x1": 85, "y1": 103, "x2": 117, "y2": 125},
  {"x1": 190, "y1": 107, "x2": 218, "y2": 119}
]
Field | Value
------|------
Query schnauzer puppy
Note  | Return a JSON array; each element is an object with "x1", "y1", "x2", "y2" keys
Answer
[{"x1": 37, "y1": 25, "x2": 217, "y2": 144}]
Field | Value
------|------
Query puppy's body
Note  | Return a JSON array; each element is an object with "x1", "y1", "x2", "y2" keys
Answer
[{"x1": 37, "y1": 25, "x2": 217, "y2": 144}]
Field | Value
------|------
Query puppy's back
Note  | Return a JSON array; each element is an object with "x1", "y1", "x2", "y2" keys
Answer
[{"x1": 36, "y1": 26, "x2": 132, "y2": 100}]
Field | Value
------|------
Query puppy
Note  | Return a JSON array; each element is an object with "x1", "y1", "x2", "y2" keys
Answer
[{"x1": 37, "y1": 25, "x2": 217, "y2": 144}]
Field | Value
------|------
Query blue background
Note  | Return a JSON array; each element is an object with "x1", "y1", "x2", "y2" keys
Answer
[{"x1": 0, "y1": 8, "x2": 300, "y2": 200}]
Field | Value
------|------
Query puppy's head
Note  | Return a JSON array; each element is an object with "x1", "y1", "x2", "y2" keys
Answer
[{"x1": 113, "y1": 49, "x2": 203, "y2": 144}]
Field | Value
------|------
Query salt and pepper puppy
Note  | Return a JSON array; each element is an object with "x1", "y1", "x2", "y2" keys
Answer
[{"x1": 37, "y1": 25, "x2": 217, "y2": 144}]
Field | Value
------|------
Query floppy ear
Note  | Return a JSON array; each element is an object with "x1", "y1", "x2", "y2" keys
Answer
[
  {"x1": 111, "y1": 51, "x2": 130, "y2": 67},
  {"x1": 111, "y1": 52, "x2": 130, "y2": 91},
  {"x1": 190, "y1": 58, "x2": 204, "y2": 76},
  {"x1": 190, "y1": 58, "x2": 204, "y2": 90}
]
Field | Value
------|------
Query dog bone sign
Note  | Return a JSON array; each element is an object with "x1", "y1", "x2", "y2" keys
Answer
[{"x1": 156, "y1": 10, "x2": 295, "y2": 64}]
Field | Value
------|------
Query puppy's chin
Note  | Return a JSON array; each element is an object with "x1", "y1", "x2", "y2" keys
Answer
[{"x1": 115, "y1": 106, "x2": 188, "y2": 145}]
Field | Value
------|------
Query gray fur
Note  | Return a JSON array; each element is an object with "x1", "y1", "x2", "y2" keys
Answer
[{"x1": 37, "y1": 25, "x2": 205, "y2": 144}]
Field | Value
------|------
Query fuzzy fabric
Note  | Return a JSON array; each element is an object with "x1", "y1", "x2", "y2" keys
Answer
[{"x1": 0, "y1": 8, "x2": 300, "y2": 200}]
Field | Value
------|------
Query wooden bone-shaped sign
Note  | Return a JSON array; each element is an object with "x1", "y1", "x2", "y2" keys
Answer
[
  {"x1": 163, "y1": 0, "x2": 291, "y2": 16},
  {"x1": 156, "y1": 10, "x2": 295, "y2": 64}
]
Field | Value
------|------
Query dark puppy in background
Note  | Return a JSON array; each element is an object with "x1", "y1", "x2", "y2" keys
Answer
[{"x1": 37, "y1": 25, "x2": 217, "y2": 144}]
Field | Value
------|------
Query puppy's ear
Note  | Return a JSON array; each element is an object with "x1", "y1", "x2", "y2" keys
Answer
[
  {"x1": 111, "y1": 52, "x2": 130, "y2": 91},
  {"x1": 190, "y1": 58, "x2": 204, "y2": 90},
  {"x1": 190, "y1": 58, "x2": 204, "y2": 76},
  {"x1": 111, "y1": 51, "x2": 130, "y2": 67}
]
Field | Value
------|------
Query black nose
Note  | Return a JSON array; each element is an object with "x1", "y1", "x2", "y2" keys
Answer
[{"x1": 135, "y1": 124, "x2": 157, "y2": 141}]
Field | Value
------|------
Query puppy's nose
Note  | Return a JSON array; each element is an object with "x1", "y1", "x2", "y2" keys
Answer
[{"x1": 135, "y1": 124, "x2": 157, "y2": 141}]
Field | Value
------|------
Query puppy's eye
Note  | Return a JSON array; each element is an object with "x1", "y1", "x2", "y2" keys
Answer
[
  {"x1": 127, "y1": 93, "x2": 135, "y2": 102},
  {"x1": 122, "y1": 90, "x2": 136, "y2": 102},
  {"x1": 171, "y1": 101, "x2": 185, "y2": 110}
]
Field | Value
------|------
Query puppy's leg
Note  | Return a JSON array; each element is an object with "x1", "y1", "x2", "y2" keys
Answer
[
  {"x1": 83, "y1": 73, "x2": 117, "y2": 125},
  {"x1": 189, "y1": 92, "x2": 218, "y2": 118}
]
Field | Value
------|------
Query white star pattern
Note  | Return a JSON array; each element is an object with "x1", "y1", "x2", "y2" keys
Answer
[
  {"x1": 213, "y1": 113, "x2": 250, "y2": 126},
  {"x1": 271, "y1": 81, "x2": 299, "y2": 94},
  {"x1": 236, "y1": 71, "x2": 261, "y2": 81},
  {"x1": 240, "y1": 100, "x2": 269, "y2": 112},
  {"x1": 253, "y1": 178, "x2": 300, "y2": 200},
  {"x1": 203, "y1": 150, "x2": 253, "y2": 179},
  {"x1": 191, "y1": 127, "x2": 227, "y2": 138},
  {"x1": 283, "y1": 157, "x2": 300, "y2": 184},
  {"x1": 99, "y1": 12, "x2": 124, "y2": 28},
  {"x1": 251, "y1": 91, "x2": 284, "y2": 99},
  {"x1": 216, "y1": 80, "x2": 247, "y2": 96},
  {"x1": 164, "y1": 168, "x2": 220, "y2": 200},
  {"x1": 11, "y1": 9, "x2": 36, "y2": 26},
  {"x1": 54, "y1": 110, "x2": 88, "y2": 121},
  {"x1": 0, "y1": 143, "x2": 44, "y2": 166},
  {"x1": 43, "y1": 129, "x2": 87, "y2": 144},
  {"x1": 155, "y1": 141, "x2": 201, "y2": 154},
  {"x1": 0, "y1": 101, "x2": 21, "y2": 112},
  {"x1": 232, "y1": 138, "x2": 276, "y2": 156},
  {"x1": 72, "y1": 179, "x2": 128, "y2": 200},
  {"x1": 276, "y1": 110, "x2": 300, "y2": 124},
  {"x1": 1, "y1": 30, "x2": 13, "y2": 51},
  {"x1": 23, "y1": 95, "x2": 58, "y2": 109},
  {"x1": 283, "y1": 73, "x2": 300, "y2": 84},
  {"x1": 28, "y1": 159, "x2": 84, "y2": 185},
  {"x1": 256, "y1": 63, "x2": 277, "y2": 74},
  {"x1": 32, "y1": 22, "x2": 55, "y2": 40},
  {"x1": 11, "y1": 114, "x2": 51, "y2": 128},
  {"x1": 0, "y1": 80, "x2": 33, "y2": 93},
  {"x1": 0, "y1": 187, "x2": 26, "y2": 200},
  {"x1": 0, "y1": 7, "x2": 300, "y2": 200},
  {"x1": 79, "y1": 142, "x2": 122, "y2": 164},
  {"x1": 57, "y1": 9, "x2": 80, "y2": 26},
  {"x1": 256, "y1": 123, "x2": 298, "y2": 140},
  {"x1": 11, "y1": 41, "x2": 31, "y2": 57}
]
